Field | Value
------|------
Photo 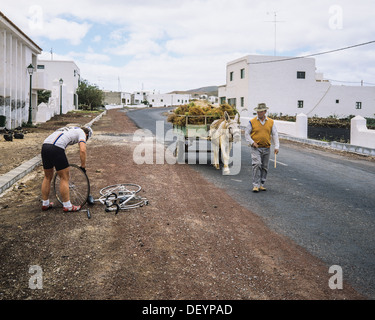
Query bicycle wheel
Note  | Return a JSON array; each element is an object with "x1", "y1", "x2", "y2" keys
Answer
[
  {"x1": 100, "y1": 184, "x2": 141, "y2": 196},
  {"x1": 53, "y1": 164, "x2": 90, "y2": 208}
]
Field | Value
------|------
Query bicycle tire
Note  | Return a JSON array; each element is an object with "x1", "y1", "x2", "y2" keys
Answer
[
  {"x1": 53, "y1": 164, "x2": 90, "y2": 208},
  {"x1": 99, "y1": 184, "x2": 141, "y2": 196}
]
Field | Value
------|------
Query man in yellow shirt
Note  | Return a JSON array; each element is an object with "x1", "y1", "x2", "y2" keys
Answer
[{"x1": 245, "y1": 103, "x2": 279, "y2": 192}]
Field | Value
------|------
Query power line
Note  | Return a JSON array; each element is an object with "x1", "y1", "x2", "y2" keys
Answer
[
  {"x1": 328, "y1": 79, "x2": 375, "y2": 86},
  {"x1": 248, "y1": 40, "x2": 375, "y2": 64}
]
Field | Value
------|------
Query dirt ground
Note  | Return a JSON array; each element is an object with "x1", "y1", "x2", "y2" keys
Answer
[{"x1": 0, "y1": 108, "x2": 365, "y2": 300}]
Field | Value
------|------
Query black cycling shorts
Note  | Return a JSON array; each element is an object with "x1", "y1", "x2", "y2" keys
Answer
[{"x1": 41, "y1": 144, "x2": 69, "y2": 171}]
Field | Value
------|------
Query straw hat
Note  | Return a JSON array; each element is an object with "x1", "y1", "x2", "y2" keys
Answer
[{"x1": 254, "y1": 103, "x2": 269, "y2": 112}]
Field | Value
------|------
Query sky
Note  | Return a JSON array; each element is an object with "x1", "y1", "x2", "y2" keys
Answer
[{"x1": 1, "y1": 0, "x2": 375, "y2": 93}]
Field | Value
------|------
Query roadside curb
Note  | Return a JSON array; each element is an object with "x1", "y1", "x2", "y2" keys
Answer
[
  {"x1": 0, "y1": 110, "x2": 107, "y2": 196},
  {"x1": 279, "y1": 133, "x2": 375, "y2": 156},
  {"x1": 0, "y1": 155, "x2": 42, "y2": 195}
]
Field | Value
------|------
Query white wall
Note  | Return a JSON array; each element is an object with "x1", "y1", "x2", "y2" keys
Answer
[
  {"x1": 121, "y1": 92, "x2": 131, "y2": 105},
  {"x1": 37, "y1": 60, "x2": 80, "y2": 114},
  {"x1": 307, "y1": 85, "x2": 375, "y2": 118},
  {"x1": 0, "y1": 13, "x2": 42, "y2": 128},
  {"x1": 351, "y1": 116, "x2": 375, "y2": 149},
  {"x1": 147, "y1": 93, "x2": 190, "y2": 107},
  {"x1": 132, "y1": 91, "x2": 150, "y2": 105},
  {"x1": 225, "y1": 57, "x2": 249, "y2": 109},
  {"x1": 247, "y1": 55, "x2": 328, "y2": 117},
  {"x1": 274, "y1": 113, "x2": 308, "y2": 139},
  {"x1": 241, "y1": 113, "x2": 308, "y2": 140}
]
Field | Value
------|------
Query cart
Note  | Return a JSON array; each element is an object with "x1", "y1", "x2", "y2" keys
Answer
[{"x1": 173, "y1": 114, "x2": 221, "y2": 163}]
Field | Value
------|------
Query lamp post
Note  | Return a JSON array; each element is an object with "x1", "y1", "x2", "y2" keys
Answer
[
  {"x1": 27, "y1": 64, "x2": 34, "y2": 125},
  {"x1": 59, "y1": 78, "x2": 63, "y2": 115}
]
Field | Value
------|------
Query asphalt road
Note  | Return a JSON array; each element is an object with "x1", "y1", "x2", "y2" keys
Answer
[{"x1": 127, "y1": 107, "x2": 375, "y2": 299}]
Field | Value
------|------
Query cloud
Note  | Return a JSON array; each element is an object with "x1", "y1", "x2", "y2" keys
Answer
[
  {"x1": 1, "y1": 0, "x2": 375, "y2": 92},
  {"x1": 70, "y1": 52, "x2": 111, "y2": 63},
  {"x1": 92, "y1": 35, "x2": 101, "y2": 43},
  {"x1": 28, "y1": 17, "x2": 92, "y2": 45}
]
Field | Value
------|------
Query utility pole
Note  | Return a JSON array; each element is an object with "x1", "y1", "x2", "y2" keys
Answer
[{"x1": 118, "y1": 76, "x2": 122, "y2": 92}]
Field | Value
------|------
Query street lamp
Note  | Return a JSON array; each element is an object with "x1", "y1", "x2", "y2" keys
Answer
[
  {"x1": 59, "y1": 78, "x2": 63, "y2": 115},
  {"x1": 27, "y1": 64, "x2": 34, "y2": 125}
]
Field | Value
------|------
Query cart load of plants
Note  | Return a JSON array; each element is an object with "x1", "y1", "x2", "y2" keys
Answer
[{"x1": 167, "y1": 102, "x2": 238, "y2": 127}]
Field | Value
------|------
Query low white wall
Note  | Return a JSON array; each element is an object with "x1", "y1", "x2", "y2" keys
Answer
[
  {"x1": 241, "y1": 113, "x2": 375, "y2": 153},
  {"x1": 242, "y1": 113, "x2": 308, "y2": 139},
  {"x1": 274, "y1": 113, "x2": 307, "y2": 139},
  {"x1": 105, "y1": 105, "x2": 124, "y2": 110},
  {"x1": 351, "y1": 116, "x2": 375, "y2": 149}
]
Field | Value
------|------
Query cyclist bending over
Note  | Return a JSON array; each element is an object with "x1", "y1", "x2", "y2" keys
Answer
[{"x1": 41, "y1": 126, "x2": 93, "y2": 212}]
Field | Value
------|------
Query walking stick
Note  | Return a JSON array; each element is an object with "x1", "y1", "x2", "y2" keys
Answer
[{"x1": 274, "y1": 152, "x2": 277, "y2": 169}]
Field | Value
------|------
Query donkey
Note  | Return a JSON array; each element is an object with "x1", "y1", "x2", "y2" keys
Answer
[{"x1": 209, "y1": 111, "x2": 241, "y2": 174}]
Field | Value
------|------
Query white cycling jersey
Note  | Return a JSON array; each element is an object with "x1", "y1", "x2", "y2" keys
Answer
[{"x1": 43, "y1": 127, "x2": 87, "y2": 150}]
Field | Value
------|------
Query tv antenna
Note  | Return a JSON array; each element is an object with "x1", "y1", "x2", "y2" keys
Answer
[{"x1": 266, "y1": 12, "x2": 285, "y2": 56}]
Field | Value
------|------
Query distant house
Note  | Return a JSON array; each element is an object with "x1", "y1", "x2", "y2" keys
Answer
[
  {"x1": 132, "y1": 91, "x2": 150, "y2": 105},
  {"x1": 208, "y1": 96, "x2": 219, "y2": 104},
  {"x1": 103, "y1": 91, "x2": 132, "y2": 106},
  {"x1": 219, "y1": 55, "x2": 375, "y2": 118},
  {"x1": 121, "y1": 92, "x2": 131, "y2": 105},
  {"x1": 147, "y1": 93, "x2": 190, "y2": 107},
  {"x1": 37, "y1": 60, "x2": 80, "y2": 113},
  {"x1": 0, "y1": 11, "x2": 43, "y2": 128}
]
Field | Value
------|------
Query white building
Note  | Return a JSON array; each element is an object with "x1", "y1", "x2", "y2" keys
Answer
[
  {"x1": 121, "y1": 92, "x2": 131, "y2": 105},
  {"x1": 103, "y1": 91, "x2": 132, "y2": 106},
  {"x1": 129, "y1": 91, "x2": 190, "y2": 107},
  {"x1": 36, "y1": 60, "x2": 80, "y2": 113},
  {"x1": 219, "y1": 55, "x2": 375, "y2": 120},
  {"x1": 208, "y1": 95, "x2": 219, "y2": 105},
  {"x1": 0, "y1": 11, "x2": 43, "y2": 129},
  {"x1": 131, "y1": 91, "x2": 150, "y2": 105},
  {"x1": 147, "y1": 93, "x2": 190, "y2": 107}
]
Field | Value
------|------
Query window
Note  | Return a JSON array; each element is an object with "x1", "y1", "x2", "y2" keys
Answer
[
  {"x1": 220, "y1": 97, "x2": 226, "y2": 104},
  {"x1": 228, "y1": 98, "x2": 236, "y2": 107},
  {"x1": 241, "y1": 68, "x2": 245, "y2": 79},
  {"x1": 241, "y1": 97, "x2": 244, "y2": 107},
  {"x1": 297, "y1": 71, "x2": 306, "y2": 79},
  {"x1": 356, "y1": 102, "x2": 362, "y2": 109},
  {"x1": 230, "y1": 72, "x2": 234, "y2": 81},
  {"x1": 37, "y1": 65, "x2": 45, "y2": 70},
  {"x1": 336, "y1": 100, "x2": 340, "y2": 104},
  {"x1": 298, "y1": 100, "x2": 304, "y2": 108}
]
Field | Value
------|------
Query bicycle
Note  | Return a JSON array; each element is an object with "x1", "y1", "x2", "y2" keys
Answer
[
  {"x1": 53, "y1": 164, "x2": 91, "y2": 219},
  {"x1": 88, "y1": 183, "x2": 149, "y2": 215}
]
